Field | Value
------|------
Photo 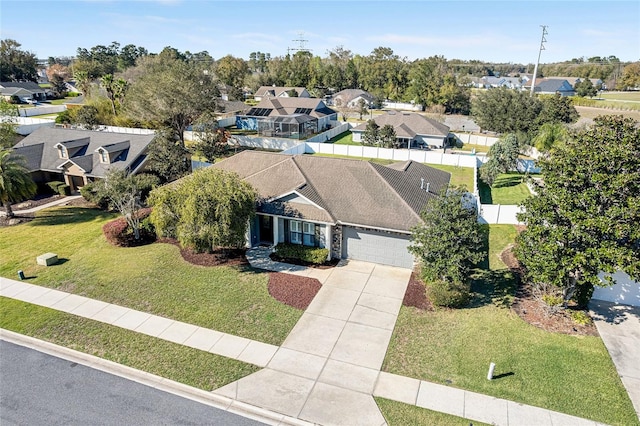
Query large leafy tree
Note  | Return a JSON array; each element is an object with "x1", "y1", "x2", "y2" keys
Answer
[
  {"x1": 471, "y1": 87, "x2": 543, "y2": 134},
  {"x1": 574, "y1": 78, "x2": 597, "y2": 98},
  {"x1": 193, "y1": 112, "x2": 231, "y2": 162},
  {"x1": 0, "y1": 149, "x2": 37, "y2": 218},
  {"x1": 124, "y1": 55, "x2": 219, "y2": 147},
  {"x1": 0, "y1": 99, "x2": 18, "y2": 149},
  {"x1": 0, "y1": 39, "x2": 38, "y2": 82},
  {"x1": 215, "y1": 55, "x2": 249, "y2": 92},
  {"x1": 515, "y1": 116, "x2": 640, "y2": 307},
  {"x1": 479, "y1": 133, "x2": 521, "y2": 186},
  {"x1": 531, "y1": 122, "x2": 570, "y2": 153},
  {"x1": 409, "y1": 187, "x2": 486, "y2": 284},
  {"x1": 379, "y1": 124, "x2": 397, "y2": 148},
  {"x1": 148, "y1": 167, "x2": 256, "y2": 253},
  {"x1": 145, "y1": 129, "x2": 191, "y2": 183},
  {"x1": 619, "y1": 62, "x2": 640, "y2": 90},
  {"x1": 537, "y1": 94, "x2": 579, "y2": 125},
  {"x1": 362, "y1": 119, "x2": 379, "y2": 146}
]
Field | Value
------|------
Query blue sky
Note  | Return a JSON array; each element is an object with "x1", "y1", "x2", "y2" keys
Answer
[{"x1": 2, "y1": 1, "x2": 639, "y2": 64}]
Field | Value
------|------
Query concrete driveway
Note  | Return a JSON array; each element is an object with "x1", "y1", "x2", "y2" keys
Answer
[
  {"x1": 590, "y1": 300, "x2": 640, "y2": 419},
  {"x1": 215, "y1": 259, "x2": 411, "y2": 426}
]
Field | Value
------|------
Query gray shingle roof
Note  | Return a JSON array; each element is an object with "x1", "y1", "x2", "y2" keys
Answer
[
  {"x1": 333, "y1": 89, "x2": 373, "y2": 105},
  {"x1": 352, "y1": 112, "x2": 450, "y2": 137},
  {"x1": 251, "y1": 97, "x2": 336, "y2": 119},
  {"x1": 0, "y1": 81, "x2": 44, "y2": 92},
  {"x1": 255, "y1": 86, "x2": 308, "y2": 98},
  {"x1": 12, "y1": 127, "x2": 154, "y2": 177},
  {"x1": 212, "y1": 151, "x2": 451, "y2": 232}
]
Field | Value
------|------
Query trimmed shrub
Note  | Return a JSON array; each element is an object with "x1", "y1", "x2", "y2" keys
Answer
[
  {"x1": 57, "y1": 184, "x2": 70, "y2": 195},
  {"x1": 274, "y1": 243, "x2": 329, "y2": 265},
  {"x1": 427, "y1": 279, "x2": 470, "y2": 308},
  {"x1": 46, "y1": 181, "x2": 65, "y2": 194}
]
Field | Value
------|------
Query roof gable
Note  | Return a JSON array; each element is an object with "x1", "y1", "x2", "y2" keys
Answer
[
  {"x1": 352, "y1": 112, "x2": 449, "y2": 137},
  {"x1": 212, "y1": 151, "x2": 451, "y2": 231},
  {"x1": 12, "y1": 127, "x2": 154, "y2": 176}
]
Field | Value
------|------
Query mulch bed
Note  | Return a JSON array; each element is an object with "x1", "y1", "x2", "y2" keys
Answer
[
  {"x1": 267, "y1": 272, "x2": 322, "y2": 310},
  {"x1": 158, "y1": 238, "x2": 249, "y2": 267},
  {"x1": 402, "y1": 271, "x2": 433, "y2": 310},
  {"x1": 502, "y1": 245, "x2": 598, "y2": 336}
]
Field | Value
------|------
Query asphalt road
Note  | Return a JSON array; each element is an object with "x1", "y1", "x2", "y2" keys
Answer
[{"x1": 0, "y1": 340, "x2": 264, "y2": 426}]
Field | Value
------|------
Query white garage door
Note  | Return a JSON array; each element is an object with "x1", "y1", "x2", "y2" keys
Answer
[{"x1": 342, "y1": 227, "x2": 414, "y2": 269}]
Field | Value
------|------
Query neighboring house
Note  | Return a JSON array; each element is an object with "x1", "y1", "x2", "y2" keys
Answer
[
  {"x1": 527, "y1": 78, "x2": 576, "y2": 96},
  {"x1": 212, "y1": 151, "x2": 451, "y2": 268},
  {"x1": 548, "y1": 76, "x2": 603, "y2": 89},
  {"x1": 236, "y1": 97, "x2": 338, "y2": 139},
  {"x1": 331, "y1": 89, "x2": 374, "y2": 108},
  {"x1": 0, "y1": 81, "x2": 47, "y2": 102},
  {"x1": 12, "y1": 127, "x2": 155, "y2": 192},
  {"x1": 254, "y1": 86, "x2": 310, "y2": 101},
  {"x1": 480, "y1": 76, "x2": 525, "y2": 90},
  {"x1": 351, "y1": 111, "x2": 450, "y2": 149}
]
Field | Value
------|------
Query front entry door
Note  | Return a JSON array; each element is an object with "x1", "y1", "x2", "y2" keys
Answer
[{"x1": 258, "y1": 215, "x2": 274, "y2": 245}]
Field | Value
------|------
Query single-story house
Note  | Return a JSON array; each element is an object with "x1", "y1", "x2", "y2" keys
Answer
[
  {"x1": 548, "y1": 76, "x2": 603, "y2": 89},
  {"x1": 0, "y1": 81, "x2": 47, "y2": 102},
  {"x1": 527, "y1": 79, "x2": 576, "y2": 96},
  {"x1": 236, "y1": 97, "x2": 338, "y2": 139},
  {"x1": 11, "y1": 127, "x2": 155, "y2": 192},
  {"x1": 212, "y1": 151, "x2": 451, "y2": 268},
  {"x1": 254, "y1": 86, "x2": 310, "y2": 101},
  {"x1": 331, "y1": 89, "x2": 374, "y2": 108},
  {"x1": 351, "y1": 111, "x2": 450, "y2": 149}
]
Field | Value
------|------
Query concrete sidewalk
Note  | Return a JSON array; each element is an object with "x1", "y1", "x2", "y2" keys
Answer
[
  {"x1": 0, "y1": 195, "x2": 83, "y2": 217},
  {"x1": 0, "y1": 277, "x2": 278, "y2": 368},
  {"x1": 0, "y1": 249, "x2": 607, "y2": 426}
]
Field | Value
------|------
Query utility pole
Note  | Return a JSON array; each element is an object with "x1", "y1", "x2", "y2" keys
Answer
[
  {"x1": 530, "y1": 25, "x2": 548, "y2": 97},
  {"x1": 288, "y1": 32, "x2": 312, "y2": 55}
]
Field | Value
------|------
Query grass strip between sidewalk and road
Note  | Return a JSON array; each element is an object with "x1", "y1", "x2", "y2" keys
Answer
[
  {"x1": 376, "y1": 397, "x2": 491, "y2": 426},
  {"x1": 0, "y1": 297, "x2": 259, "y2": 390}
]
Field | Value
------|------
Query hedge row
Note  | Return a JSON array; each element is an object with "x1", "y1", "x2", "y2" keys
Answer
[
  {"x1": 46, "y1": 180, "x2": 70, "y2": 196},
  {"x1": 274, "y1": 243, "x2": 329, "y2": 265}
]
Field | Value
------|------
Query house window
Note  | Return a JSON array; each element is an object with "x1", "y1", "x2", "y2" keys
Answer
[
  {"x1": 99, "y1": 149, "x2": 109, "y2": 163},
  {"x1": 290, "y1": 220, "x2": 302, "y2": 244},
  {"x1": 58, "y1": 146, "x2": 67, "y2": 158},
  {"x1": 303, "y1": 222, "x2": 316, "y2": 246},
  {"x1": 290, "y1": 220, "x2": 317, "y2": 246}
]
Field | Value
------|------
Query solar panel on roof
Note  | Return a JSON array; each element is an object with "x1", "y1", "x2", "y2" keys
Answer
[{"x1": 293, "y1": 107, "x2": 312, "y2": 115}]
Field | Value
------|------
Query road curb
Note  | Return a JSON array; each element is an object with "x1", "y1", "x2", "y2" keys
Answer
[{"x1": 0, "y1": 329, "x2": 314, "y2": 426}]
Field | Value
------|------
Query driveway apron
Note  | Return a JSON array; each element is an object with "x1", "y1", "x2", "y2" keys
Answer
[{"x1": 214, "y1": 259, "x2": 411, "y2": 426}]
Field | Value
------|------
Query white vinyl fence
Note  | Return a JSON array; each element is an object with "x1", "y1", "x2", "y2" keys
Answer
[
  {"x1": 13, "y1": 116, "x2": 55, "y2": 135},
  {"x1": 452, "y1": 133, "x2": 499, "y2": 147},
  {"x1": 306, "y1": 122, "x2": 352, "y2": 142},
  {"x1": 18, "y1": 105, "x2": 66, "y2": 117}
]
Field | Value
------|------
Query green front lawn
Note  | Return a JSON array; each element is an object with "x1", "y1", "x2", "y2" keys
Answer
[
  {"x1": 0, "y1": 297, "x2": 259, "y2": 390},
  {"x1": 376, "y1": 397, "x2": 490, "y2": 426},
  {"x1": 0, "y1": 206, "x2": 302, "y2": 346},
  {"x1": 382, "y1": 225, "x2": 638, "y2": 426},
  {"x1": 479, "y1": 172, "x2": 532, "y2": 205}
]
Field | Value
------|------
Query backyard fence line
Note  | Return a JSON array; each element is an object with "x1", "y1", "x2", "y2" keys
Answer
[
  {"x1": 305, "y1": 122, "x2": 352, "y2": 142},
  {"x1": 478, "y1": 204, "x2": 524, "y2": 225},
  {"x1": 18, "y1": 105, "x2": 66, "y2": 117},
  {"x1": 450, "y1": 133, "x2": 499, "y2": 147}
]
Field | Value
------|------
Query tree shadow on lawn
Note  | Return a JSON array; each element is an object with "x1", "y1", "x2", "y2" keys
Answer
[
  {"x1": 478, "y1": 174, "x2": 525, "y2": 204},
  {"x1": 469, "y1": 268, "x2": 517, "y2": 309},
  {"x1": 29, "y1": 207, "x2": 114, "y2": 227}
]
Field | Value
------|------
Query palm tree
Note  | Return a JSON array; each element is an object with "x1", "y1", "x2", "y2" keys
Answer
[
  {"x1": 0, "y1": 149, "x2": 37, "y2": 218},
  {"x1": 101, "y1": 74, "x2": 116, "y2": 115},
  {"x1": 532, "y1": 122, "x2": 571, "y2": 154},
  {"x1": 74, "y1": 70, "x2": 91, "y2": 99}
]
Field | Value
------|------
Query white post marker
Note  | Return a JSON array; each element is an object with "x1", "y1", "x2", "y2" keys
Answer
[{"x1": 487, "y1": 362, "x2": 496, "y2": 380}]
